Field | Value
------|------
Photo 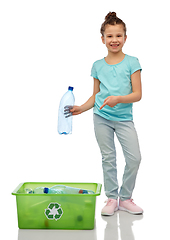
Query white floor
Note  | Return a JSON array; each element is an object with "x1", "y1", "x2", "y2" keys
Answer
[
  {"x1": 5, "y1": 192, "x2": 169, "y2": 240},
  {"x1": 17, "y1": 212, "x2": 143, "y2": 240}
]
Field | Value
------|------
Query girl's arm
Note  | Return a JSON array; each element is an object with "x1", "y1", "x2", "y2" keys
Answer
[
  {"x1": 71, "y1": 78, "x2": 100, "y2": 115},
  {"x1": 100, "y1": 70, "x2": 142, "y2": 109}
]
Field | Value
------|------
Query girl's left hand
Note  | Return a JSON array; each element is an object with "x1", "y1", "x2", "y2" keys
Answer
[{"x1": 100, "y1": 96, "x2": 120, "y2": 110}]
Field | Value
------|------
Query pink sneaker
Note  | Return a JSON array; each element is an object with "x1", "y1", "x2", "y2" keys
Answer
[
  {"x1": 101, "y1": 199, "x2": 118, "y2": 216},
  {"x1": 119, "y1": 199, "x2": 143, "y2": 215}
]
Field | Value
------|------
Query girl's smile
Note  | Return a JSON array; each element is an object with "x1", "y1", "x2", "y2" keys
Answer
[{"x1": 110, "y1": 43, "x2": 120, "y2": 49}]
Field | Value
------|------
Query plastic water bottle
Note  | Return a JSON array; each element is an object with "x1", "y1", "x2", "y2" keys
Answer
[
  {"x1": 33, "y1": 187, "x2": 46, "y2": 194},
  {"x1": 23, "y1": 188, "x2": 33, "y2": 194},
  {"x1": 58, "y1": 86, "x2": 75, "y2": 135},
  {"x1": 44, "y1": 185, "x2": 95, "y2": 194},
  {"x1": 32, "y1": 186, "x2": 64, "y2": 194}
]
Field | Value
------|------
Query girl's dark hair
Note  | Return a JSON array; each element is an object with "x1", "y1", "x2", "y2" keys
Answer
[{"x1": 100, "y1": 12, "x2": 126, "y2": 36}]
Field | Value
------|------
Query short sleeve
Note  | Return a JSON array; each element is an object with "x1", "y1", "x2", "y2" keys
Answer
[
  {"x1": 91, "y1": 62, "x2": 98, "y2": 79},
  {"x1": 130, "y1": 57, "x2": 142, "y2": 75}
]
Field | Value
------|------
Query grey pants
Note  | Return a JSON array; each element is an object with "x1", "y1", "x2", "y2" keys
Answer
[{"x1": 93, "y1": 114, "x2": 141, "y2": 201}]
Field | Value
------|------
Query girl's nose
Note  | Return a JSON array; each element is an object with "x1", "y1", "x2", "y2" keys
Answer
[{"x1": 111, "y1": 37, "x2": 117, "y2": 42}]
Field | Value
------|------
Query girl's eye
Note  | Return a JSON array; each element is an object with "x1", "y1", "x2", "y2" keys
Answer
[
  {"x1": 117, "y1": 35, "x2": 122, "y2": 37},
  {"x1": 107, "y1": 35, "x2": 112, "y2": 38}
]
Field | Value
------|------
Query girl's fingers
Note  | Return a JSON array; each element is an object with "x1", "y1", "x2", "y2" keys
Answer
[{"x1": 100, "y1": 101, "x2": 107, "y2": 110}]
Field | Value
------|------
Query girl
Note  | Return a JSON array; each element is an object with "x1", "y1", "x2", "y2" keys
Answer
[{"x1": 71, "y1": 12, "x2": 143, "y2": 215}]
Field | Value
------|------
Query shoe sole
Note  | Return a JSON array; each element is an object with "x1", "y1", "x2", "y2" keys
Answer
[
  {"x1": 119, "y1": 206, "x2": 143, "y2": 215},
  {"x1": 101, "y1": 207, "x2": 119, "y2": 216}
]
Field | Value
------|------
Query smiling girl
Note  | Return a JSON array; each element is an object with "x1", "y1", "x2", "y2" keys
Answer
[{"x1": 71, "y1": 12, "x2": 143, "y2": 216}]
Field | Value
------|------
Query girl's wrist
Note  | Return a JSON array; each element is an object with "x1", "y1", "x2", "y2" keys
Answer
[
  {"x1": 80, "y1": 104, "x2": 89, "y2": 113},
  {"x1": 80, "y1": 105, "x2": 85, "y2": 113},
  {"x1": 117, "y1": 96, "x2": 122, "y2": 104}
]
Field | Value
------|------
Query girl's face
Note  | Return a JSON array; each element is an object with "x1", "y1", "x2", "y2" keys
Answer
[{"x1": 101, "y1": 24, "x2": 127, "y2": 54}]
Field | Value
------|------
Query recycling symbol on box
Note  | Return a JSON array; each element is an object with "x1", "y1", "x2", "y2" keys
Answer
[{"x1": 45, "y1": 203, "x2": 63, "y2": 221}]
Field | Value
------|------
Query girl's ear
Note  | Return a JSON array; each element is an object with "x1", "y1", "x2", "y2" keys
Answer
[
  {"x1": 124, "y1": 35, "x2": 127, "y2": 43},
  {"x1": 101, "y1": 36, "x2": 105, "y2": 44}
]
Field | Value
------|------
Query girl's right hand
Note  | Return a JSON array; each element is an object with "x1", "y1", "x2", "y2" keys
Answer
[{"x1": 70, "y1": 105, "x2": 83, "y2": 116}]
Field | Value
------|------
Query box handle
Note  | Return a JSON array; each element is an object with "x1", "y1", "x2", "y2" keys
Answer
[{"x1": 96, "y1": 183, "x2": 102, "y2": 195}]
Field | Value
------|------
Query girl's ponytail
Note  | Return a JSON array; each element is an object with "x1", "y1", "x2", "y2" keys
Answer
[
  {"x1": 100, "y1": 12, "x2": 126, "y2": 37},
  {"x1": 105, "y1": 12, "x2": 117, "y2": 21}
]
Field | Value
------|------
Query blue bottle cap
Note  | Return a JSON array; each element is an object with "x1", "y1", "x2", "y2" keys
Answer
[
  {"x1": 44, "y1": 187, "x2": 49, "y2": 193},
  {"x1": 68, "y1": 86, "x2": 74, "y2": 91},
  {"x1": 82, "y1": 190, "x2": 88, "y2": 194}
]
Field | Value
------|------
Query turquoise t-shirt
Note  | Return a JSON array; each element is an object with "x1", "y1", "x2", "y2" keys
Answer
[{"x1": 91, "y1": 54, "x2": 142, "y2": 121}]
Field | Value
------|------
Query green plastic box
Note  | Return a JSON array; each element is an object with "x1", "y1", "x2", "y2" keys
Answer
[{"x1": 12, "y1": 182, "x2": 102, "y2": 230}]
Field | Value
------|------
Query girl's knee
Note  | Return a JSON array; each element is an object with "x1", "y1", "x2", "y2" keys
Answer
[
  {"x1": 137, "y1": 152, "x2": 142, "y2": 164},
  {"x1": 127, "y1": 152, "x2": 141, "y2": 169},
  {"x1": 132, "y1": 154, "x2": 141, "y2": 169}
]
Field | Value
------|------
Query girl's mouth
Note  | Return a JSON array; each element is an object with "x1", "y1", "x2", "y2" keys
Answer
[{"x1": 110, "y1": 44, "x2": 119, "y2": 48}]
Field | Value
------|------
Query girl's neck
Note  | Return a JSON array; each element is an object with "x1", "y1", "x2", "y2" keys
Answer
[{"x1": 105, "y1": 51, "x2": 125, "y2": 65}]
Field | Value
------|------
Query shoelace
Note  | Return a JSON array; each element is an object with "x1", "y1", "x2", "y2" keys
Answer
[
  {"x1": 104, "y1": 199, "x2": 116, "y2": 206},
  {"x1": 126, "y1": 199, "x2": 136, "y2": 205}
]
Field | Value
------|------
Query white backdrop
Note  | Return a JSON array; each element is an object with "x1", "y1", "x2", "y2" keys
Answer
[{"x1": 1, "y1": 0, "x2": 170, "y2": 238}]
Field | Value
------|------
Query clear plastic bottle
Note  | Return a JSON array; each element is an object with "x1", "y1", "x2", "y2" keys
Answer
[
  {"x1": 33, "y1": 187, "x2": 46, "y2": 194},
  {"x1": 44, "y1": 185, "x2": 95, "y2": 194},
  {"x1": 24, "y1": 188, "x2": 33, "y2": 194},
  {"x1": 58, "y1": 86, "x2": 75, "y2": 134}
]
